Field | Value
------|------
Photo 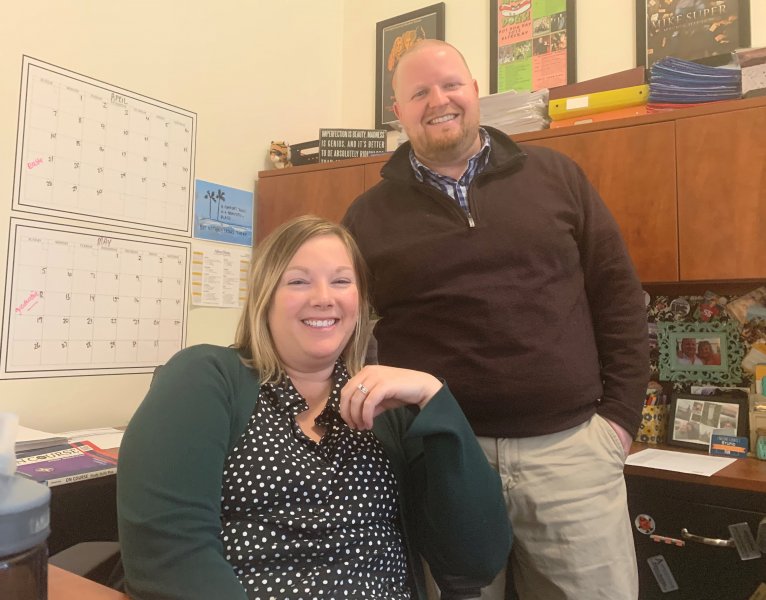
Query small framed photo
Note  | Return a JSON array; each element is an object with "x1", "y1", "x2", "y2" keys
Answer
[
  {"x1": 668, "y1": 392, "x2": 748, "y2": 450},
  {"x1": 489, "y1": 0, "x2": 576, "y2": 93},
  {"x1": 657, "y1": 320, "x2": 744, "y2": 384},
  {"x1": 636, "y1": 0, "x2": 751, "y2": 69},
  {"x1": 375, "y1": 3, "x2": 445, "y2": 129}
]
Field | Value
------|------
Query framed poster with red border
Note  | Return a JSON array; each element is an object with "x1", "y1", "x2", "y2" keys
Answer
[
  {"x1": 489, "y1": 0, "x2": 576, "y2": 94},
  {"x1": 636, "y1": 0, "x2": 751, "y2": 69}
]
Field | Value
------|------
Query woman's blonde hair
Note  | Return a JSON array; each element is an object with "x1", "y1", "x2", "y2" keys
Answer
[{"x1": 234, "y1": 215, "x2": 373, "y2": 384}]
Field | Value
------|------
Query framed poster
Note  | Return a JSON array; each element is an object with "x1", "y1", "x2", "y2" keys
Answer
[
  {"x1": 489, "y1": 0, "x2": 576, "y2": 94},
  {"x1": 375, "y1": 3, "x2": 445, "y2": 129},
  {"x1": 637, "y1": 0, "x2": 751, "y2": 69}
]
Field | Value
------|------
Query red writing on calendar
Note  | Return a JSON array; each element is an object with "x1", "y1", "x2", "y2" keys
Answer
[
  {"x1": 15, "y1": 290, "x2": 39, "y2": 314},
  {"x1": 27, "y1": 157, "x2": 42, "y2": 170}
]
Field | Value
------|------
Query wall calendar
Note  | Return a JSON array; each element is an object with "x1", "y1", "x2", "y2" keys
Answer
[
  {"x1": 1, "y1": 218, "x2": 190, "y2": 378},
  {"x1": 12, "y1": 56, "x2": 195, "y2": 235}
]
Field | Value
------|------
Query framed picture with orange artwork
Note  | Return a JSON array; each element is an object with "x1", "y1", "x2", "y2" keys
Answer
[{"x1": 375, "y1": 3, "x2": 445, "y2": 129}]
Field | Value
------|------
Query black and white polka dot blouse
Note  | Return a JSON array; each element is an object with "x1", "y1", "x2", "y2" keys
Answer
[{"x1": 220, "y1": 361, "x2": 412, "y2": 599}]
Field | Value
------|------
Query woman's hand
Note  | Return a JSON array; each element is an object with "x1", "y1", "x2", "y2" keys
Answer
[{"x1": 340, "y1": 365, "x2": 442, "y2": 430}]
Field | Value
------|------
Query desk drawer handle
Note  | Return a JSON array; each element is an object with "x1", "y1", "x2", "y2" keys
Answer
[{"x1": 680, "y1": 528, "x2": 735, "y2": 548}]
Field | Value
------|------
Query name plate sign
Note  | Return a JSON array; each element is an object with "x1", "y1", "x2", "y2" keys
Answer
[{"x1": 319, "y1": 129, "x2": 387, "y2": 163}]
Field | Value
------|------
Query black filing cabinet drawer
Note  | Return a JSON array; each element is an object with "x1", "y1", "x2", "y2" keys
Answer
[{"x1": 627, "y1": 476, "x2": 766, "y2": 600}]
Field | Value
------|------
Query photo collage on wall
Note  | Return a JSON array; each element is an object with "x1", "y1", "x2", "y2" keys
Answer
[{"x1": 640, "y1": 287, "x2": 765, "y2": 445}]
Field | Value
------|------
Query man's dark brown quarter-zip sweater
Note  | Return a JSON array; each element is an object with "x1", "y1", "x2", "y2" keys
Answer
[{"x1": 342, "y1": 126, "x2": 649, "y2": 439}]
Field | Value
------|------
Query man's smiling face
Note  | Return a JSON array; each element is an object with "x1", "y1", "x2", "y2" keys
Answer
[{"x1": 392, "y1": 41, "x2": 480, "y2": 167}]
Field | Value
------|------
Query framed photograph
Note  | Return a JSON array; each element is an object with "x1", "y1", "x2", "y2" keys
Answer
[
  {"x1": 668, "y1": 392, "x2": 748, "y2": 450},
  {"x1": 489, "y1": 0, "x2": 576, "y2": 94},
  {"x1": 657, "y1": 320, "x2": 745, "y2": 384},
  {"x1": 375, "y1": 3, "x2": 445, "y2": 129},
  {"x1": 636, "y1": 0, "x2": 751, "y2": 69}
]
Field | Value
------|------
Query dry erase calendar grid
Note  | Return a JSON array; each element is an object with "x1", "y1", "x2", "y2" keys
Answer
[
  {"x1": 1, "y1": 219, "x2": 189, "y2": 378},
  {"x1": 13, "y1": 56, "x2": 195, "y2": 235}
]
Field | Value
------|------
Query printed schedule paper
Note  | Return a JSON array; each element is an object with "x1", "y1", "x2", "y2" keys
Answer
[
  {"x1": 190, "y1": 242, "x2": 250, "y2": 308},
  {"x1": 1, "y1": 218, "x2": 190, "y2": 378},
  {"x1": 13, "y1": 56, "x2": 195, "y2": 235}
]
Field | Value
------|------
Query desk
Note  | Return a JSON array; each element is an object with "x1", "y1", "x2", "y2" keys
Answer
[
  {"x1": 627, "y1": 441, "x2": 766, "y2": 493},
  {"x1": 626, "y1": 443, "x2": 766, "y2": 599},
  {"x1": 49, "y1": 565, "x2": 128, "y2": 599},
  {"x1": 46, "y1": 442, "x2": 766, "y2": 599}
]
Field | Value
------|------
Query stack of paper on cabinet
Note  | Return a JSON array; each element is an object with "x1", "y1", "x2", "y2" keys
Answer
[
  {"x1": 736, "y1": 47, "x2": 766, "y2": 97},
  {"x1": 479, "y1": 88, "x2": 550, "y2": 135},
  {"x1": 15, "y1": 425, "x2": 68, "y2": 453}
]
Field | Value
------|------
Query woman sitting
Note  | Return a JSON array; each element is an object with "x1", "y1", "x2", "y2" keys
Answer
[{"x1": 117, "y1": 215, "x2": 511, "y2": 599}]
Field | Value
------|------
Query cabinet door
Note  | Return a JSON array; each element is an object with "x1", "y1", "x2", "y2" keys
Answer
[
  {"x1": 523, "y1": 122, "x2": 679, "y2": 282},
  {"x1": 256, "y1": 166, "x2": 365, "y2": 242},
  {"x1": 627, "y1": 477, "x2": 766, "y2": 600},
  {"x1": 677, "y1": 106, "x2": 766, "y2": 280}
]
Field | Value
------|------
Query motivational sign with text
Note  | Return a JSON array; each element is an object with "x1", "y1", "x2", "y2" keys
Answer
[{"x1": 319, "y1": 129, "x2": 387, "y2": 163}]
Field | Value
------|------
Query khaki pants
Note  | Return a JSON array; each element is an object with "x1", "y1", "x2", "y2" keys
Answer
[{"x1": 477, "y1": 414, "x2": 638, "y2": 600}]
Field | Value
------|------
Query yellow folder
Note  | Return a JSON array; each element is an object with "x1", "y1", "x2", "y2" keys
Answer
[{"x1": 548, "y1": 84, "x2": 649, "y2": 121}]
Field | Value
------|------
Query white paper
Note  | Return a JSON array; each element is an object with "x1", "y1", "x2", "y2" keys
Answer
[
  {"x1": 190, "y1": 241, "x2": 250, "y2": 308},
  {"x1": 15, "y1": 424, "x2": 68, "y2": 452},
  {"x1": 626, "y1": 448, "x2": 736, "y2": 477},
  {"x1": 62, "y1": 427, "x2": 124, "y2": 451},
  {"x1": 16, "y1": 424, "x2": 60, "y2": 444}
]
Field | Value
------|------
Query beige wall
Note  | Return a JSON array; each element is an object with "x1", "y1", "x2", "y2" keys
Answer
[
  {"x1": 1, "y1": 1, "x2": 763, "y2": 432},
  {"x1": 0, "y1": 1, "x2": 344, "y2": 431}
]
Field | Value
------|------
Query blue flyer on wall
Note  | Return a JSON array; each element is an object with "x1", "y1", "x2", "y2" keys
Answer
[{"x1": 193, "y1": 179, "x2": 253, "y2": 247}]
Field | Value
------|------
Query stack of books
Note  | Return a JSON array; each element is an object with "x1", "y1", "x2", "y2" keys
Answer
[
  {"x1": 479, "y1": 88, "x2": 550, "y2": 135},
  {"x1": 546, "y1": 67, "x2": 649, "y2": 128},
  {"x1": 648, "y1": 56, "x2": 741, "y2": 112},
  {"x1": 14, "y1": 427, "x2": 123, "y2": 487}
]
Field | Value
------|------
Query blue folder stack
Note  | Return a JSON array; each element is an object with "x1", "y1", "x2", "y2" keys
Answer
[{"x1": 649, "y1": 57, "x2": 741, "y2": 104}]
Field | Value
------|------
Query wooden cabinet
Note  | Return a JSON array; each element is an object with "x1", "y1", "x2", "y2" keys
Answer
[
  {"x1": 256, "y1": 97, "x2": 766, "y2": 282},
  {"x1": 627, "y1": 476, "x2": 766, "y2": 599},
  {"x1": 256, "y1": 156, "x2": 386, "y2": 242},
  {"x1": 676, "y1": 105, "x2": 766, "y2": 280},
  {"x1": 256, "y1": 163, "x2": 365, "y2": 242},
  {"x1": 626, "y1": 444, "x2": 766, "y2": 599}
]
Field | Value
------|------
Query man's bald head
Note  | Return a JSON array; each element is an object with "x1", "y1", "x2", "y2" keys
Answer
[{"x1": 391, "y1": 39, "x2": 472, "y2": 98}]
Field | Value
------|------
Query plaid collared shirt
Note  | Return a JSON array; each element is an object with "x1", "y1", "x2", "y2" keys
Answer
[{"x1": 409, "y1": 127, "x2": 492, "y2": 214}]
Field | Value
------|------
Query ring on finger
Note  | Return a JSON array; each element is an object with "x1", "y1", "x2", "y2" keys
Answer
[{"x1": 357, "y1": 383, "x2": 369, "y2": 395}]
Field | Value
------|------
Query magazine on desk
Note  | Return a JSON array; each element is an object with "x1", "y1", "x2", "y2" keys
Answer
[{"x1": 15, "y1": 440, "x2": 118, "y2": 487}]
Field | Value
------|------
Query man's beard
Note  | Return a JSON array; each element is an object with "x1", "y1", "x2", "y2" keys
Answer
[{"x1": 411, "y1": 116, "x2": 478, "y2": 164}]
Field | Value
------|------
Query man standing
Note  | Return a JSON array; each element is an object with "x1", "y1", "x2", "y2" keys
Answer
[{"x1": 342, "y1": 40, "x2": 648, "y2": 600}]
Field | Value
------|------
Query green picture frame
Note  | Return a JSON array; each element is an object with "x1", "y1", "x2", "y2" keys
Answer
[{"x1": 657, "y1": 320, "x2": 744, "y2": 384}]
